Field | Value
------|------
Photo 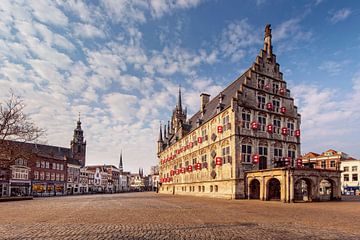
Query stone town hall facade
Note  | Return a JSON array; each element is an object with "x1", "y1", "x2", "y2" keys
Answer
[{"x1": 157, "y1": 25, "x2": 341, "y2": 202}]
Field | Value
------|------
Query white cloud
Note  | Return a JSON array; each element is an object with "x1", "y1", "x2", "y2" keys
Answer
[
  {"x1": 330, "y1": 8, "x2": 351, "y2": 24},
  {"x1": 318, "y1": 61, "x2": 343, "y2": 76},
  {"x1": 292, "y1": 77, "x2": 360, "y2": 157},
  {"x1": 73, "y1": 23, "x2": 105, "y2": 39},
  {"x1": 272, "y1": 18, "x2": 313, "y2": 53},
  {"x1": 219, "y1": 19, "x2": 261, "y2": 62},
  {"x1": 101, "y1": 0, "x2": 147, "y2": 24},
  {"x1": 102, "y1": 93, "x2": 139, "y2": 123},
  {"x1": 30, "y1": 0, "x2": 69, "y2": 27},
  {"x1": 149, "y1": 0, "x2": 203, "y2": 18}
]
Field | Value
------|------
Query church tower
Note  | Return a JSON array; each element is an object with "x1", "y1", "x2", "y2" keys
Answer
[
  {"x1": 70, "y1": 115, "x2": 86, "y2": 167},
  {"x1": 171, "y1": 87, "x2": 187, "y2": 134}
]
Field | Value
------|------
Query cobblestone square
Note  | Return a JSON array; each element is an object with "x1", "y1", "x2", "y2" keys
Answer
[{"x1": 0, "y1": 193, "x2": 359, "y2": 240}]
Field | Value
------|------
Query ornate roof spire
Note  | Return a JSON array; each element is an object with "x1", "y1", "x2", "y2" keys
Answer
[
  {"x1": 264, "y1": 24, "x2": 272, "y2": 57},
  {"x1": 158, "y1": 122, "x2": 163, "y2": 142},
  {"x1": 177, "y1": 85, "x2": 182, "y2": 111},
  {"x1": 77, "y1": 112, "x2": 82, "y2": 129}
]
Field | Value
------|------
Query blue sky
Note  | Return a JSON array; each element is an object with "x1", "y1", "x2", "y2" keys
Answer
[{"x1": 0, "y1": 0, "x2": 359, "y2": 173}]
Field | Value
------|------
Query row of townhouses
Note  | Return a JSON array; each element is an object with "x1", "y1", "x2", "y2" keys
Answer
[
  {"x1": 0, "y1": 118, "x2": 154, "y2": 197},
  {"x1": 302, "y1": 149, "x2": 360, "y2": 195}
]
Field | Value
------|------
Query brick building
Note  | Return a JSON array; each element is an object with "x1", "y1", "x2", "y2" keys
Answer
[
  {"x1": 302, "y1": 149, "x2": 351, "y2": 170},
  {"x1": 0, "y1": 117, "x2": 86, "y2": 197},
  {"x1": 157, "y1": 24, "x2": 341, "y2": 202}
]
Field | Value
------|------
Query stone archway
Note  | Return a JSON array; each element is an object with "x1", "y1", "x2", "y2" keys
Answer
[
  {"x1": 267, "y1": 178, "x2": 281, "y2": 200},
  {"x1": 319, "y1": 179, "x2": 335, "y2": 200},
  {"x1": 249, "y1": 179, "x2": 260, "y2": 199},
  {"x1": 294, "y1": 178, "x2": 313, "y2": 202}
]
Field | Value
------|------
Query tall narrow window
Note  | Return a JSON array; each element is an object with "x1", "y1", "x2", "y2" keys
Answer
[
  {"x1": 273, "y1": 83, "x2": 279, "y2": 94},
  {"x1": 241, "y1": 145, "x2": 252, "y2": 163},
  {"x1": 288, "y1": 150, "x2": 295, "y2": 160},
  {"x1": 222, "y1": 115, "x2": 230, "y2": 131},
  {"x1": 242, "y1": 110, "x2": 251, "y2": 129},
  {"x1": 259, "y1": 146, "x2": 268, "y2": 156},
  {"x1": 258, "y1": 115, "x2": 266, "y2": 132},
  {"x1": 258, "y1": 78, "x2": 265, "y2": 89},
  {"x1": 273, "y1": 99, "x2": 280, "y2": 112},
  {"x1": 287, "y1": 121, "x2": 294, "y2": 136},
  {"x1": 274, "y1": 148, "x2": 282, "y2": 160},
  {"x1": 222, "y1": 146, "x2": 231, "y2": 164},
  {"x1": 273, "y1": 117, "x2": 281, "y2": 134},
  {"x1": 201, "y1": 154, "x2": 207, "y2": 163},
  {"x1": 257, "y1": 95, "x2": 266, "y2": 109}
]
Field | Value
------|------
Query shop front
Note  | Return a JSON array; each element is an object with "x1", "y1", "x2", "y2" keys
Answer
[
  {"x1": 343, "y1": 186, "x2": 360, "y2": 195},
  {"x1": 32, "y1": 182, "x2": 66, "y2": 196},
  {"x1": 9, "y1": 180, "x2": 31, "y2": 196}
]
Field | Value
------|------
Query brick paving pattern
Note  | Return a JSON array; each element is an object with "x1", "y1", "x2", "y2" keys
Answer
[{"x1": 0, "y1": 193, "x2": 359, "y2": 239}]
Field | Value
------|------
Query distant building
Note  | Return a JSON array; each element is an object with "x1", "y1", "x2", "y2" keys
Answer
[
  {"x1": 129, "y1": 169, "x2": 144, "y2": 191},
  {"x1": 302, "y1": 149, "x2": 352, "y2": 170},
  {"x1": 0, "y1": 117, "x2": 86, "y2": 197},
  {"x1": 118, "y1": 152, "x2": 129, "y2": 192},
  {"x1": 340, "y1": 159, "x2": 360, "y2": 195},
  {"x1": 148, "y1": 165, "x2": 159, "y2": 192}
]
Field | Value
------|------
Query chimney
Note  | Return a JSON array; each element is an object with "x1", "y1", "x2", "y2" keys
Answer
[{"x1": 200, "y1": 93, "x2": 210, "y2": 112}]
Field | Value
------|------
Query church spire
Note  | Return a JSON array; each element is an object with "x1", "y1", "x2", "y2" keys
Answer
[
  {"x1": 119, "y1": 150, "x2": 123, "y2": 171},
  {"x1": 264, "y1": 24, "x2": 272, "y2": 57},
  {"x1": 158, "y1": 123, "x2": 163, "y2": 142},
  {"x1": 177, "y1": 86, "x2": 182, "y2": 111}
]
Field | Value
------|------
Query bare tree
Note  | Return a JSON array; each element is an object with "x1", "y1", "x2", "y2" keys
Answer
[
  {"x1": 0, "y1": 92, "x2": 45, "y2": 141},
  {"x1": 0, "y1": 92, "x2": 46, "y2": 162}
]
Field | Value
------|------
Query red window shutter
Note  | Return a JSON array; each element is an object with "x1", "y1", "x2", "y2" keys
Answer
[
  {"x1": 280, "y1": 88, "x2": 285, "y2": 95},
  {"x1": 295, "y1": 130, "x2": 300, "y2": 137},
  {"x1": 215, "y1": 157, "x2": 222, "y2": 166},
  {"x1": 252, "y1": 154, "x2": 259, "y2": 164},
  {"x1": 266, "y1": 102, "x2": 273, "y2": 111},
  {"x1": 264, "y1": 84, "x2": 271, "y2": 90},
  {"x1": 217, "y1": 126, "x2": 223, "y2": 133},
  {"x1": 198, "y1": 137, "x2": 203, "y2": 144},
  {"x1": 281, "y1": 127, "x2": 288, "y2": 135},
  {"x1": 187, "y1": 165, "x2": 193, "y2": 172},
  {"x1": 267, "y1": 124, "x2": 273, "y2": 133},
  {"x1": 296, "y1": 159, "x2": 303, "y2": 167},
  {"x1": 280, "y1": 107, "x2": 286, "y2": 113},
  {"x1": 251, "y1": 121, "x2": 259, "y2": 130}
]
